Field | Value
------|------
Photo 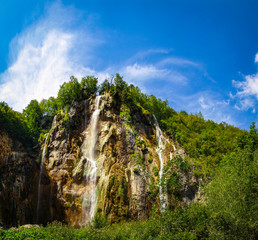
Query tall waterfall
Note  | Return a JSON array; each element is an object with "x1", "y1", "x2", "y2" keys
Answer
[
  {"x1": 36, "y1": 133, "x2": 49, "y2": 223},
  {"x1": 81, "y1": 95, "x2": 101, "y2": 223},
  {"x1": 153, "y1": 115, "x2": 168, "y2": 212}
]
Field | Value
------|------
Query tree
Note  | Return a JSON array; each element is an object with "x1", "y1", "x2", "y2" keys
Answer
[
  {"x1": 81, "y1": 76, "x2": 98, "y2": 98},
  {"x1": 114, "y1": 73, "x2": 127, "y2": 90},
  {"x1": 23, "y1": 100, "x2": 42, "y2": 142},
  {"x1": 40, "y1": 97, "x2": 58, "y2": 117},
  {"x1": 57, "y1": 76, "x2": 81, "y2": 108},
  {"x1": 99, "y1": 79, "x2": 111, "y2": 94},
  {"x1": 205, "y1": 124, "x2": 258, "y2": 239}
]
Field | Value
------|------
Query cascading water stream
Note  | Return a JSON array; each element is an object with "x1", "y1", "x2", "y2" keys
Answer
[
  {"x1": 153, "y1": 115, "x2": 168, "y2": 212},
  {"x1": 81, "y1": 95, "x2": 101, "y2": 223},
  {"x1": 36, "y1": 133, "x2": 49, "y2": 223}
]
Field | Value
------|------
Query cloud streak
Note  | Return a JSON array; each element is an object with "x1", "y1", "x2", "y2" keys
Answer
[{"x1": 0, "y1": 1, "x2": 100, "y2": 112}]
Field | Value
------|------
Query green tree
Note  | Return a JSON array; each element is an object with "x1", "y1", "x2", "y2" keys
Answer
[
  {"x1": 114, "y1": 73, "x2": 127, "y2": 89},
  {"x1": 0, "y1": 102, "x2": 32, "y2": 146},
  {"x1": 81, "y1": 76, "x2": 98, "y2": 98},
  {"x1": 40, "y1": 97, "x2": 58, "y2": 117},
  {"x1": 205, "y1": 140, "x2": 257, "y2": 239},
  {"x1": 99, "y1": 79, "x2": 111, "y2": 94},
  {"x1": 57, "y1": 76, "x2": 81, "y2": 108},
  {"x1": 23, "y1": 100, "x2": 42, "y2": 142}
]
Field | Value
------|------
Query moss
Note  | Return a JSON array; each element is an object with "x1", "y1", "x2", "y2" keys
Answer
[
  {"x1": 133, "y1": 168, "x2": 140, "y2": 175},
  {"x1": 120, "y1": 104, "x2": 132, "y2": 124},
  {"x1": 152, "y1": 166, "x2": 159, "y2": 176},
  {"x1": 148, "y1": 158, "x2": 153, "y2": 164},
  {"x1": 131, "y1": 149, "x2": 145, "y2": 167}
]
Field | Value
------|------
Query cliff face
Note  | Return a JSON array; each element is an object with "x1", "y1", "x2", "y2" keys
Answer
[
  {"x1": 0, "y1": 133, "x2": 38, "y2": 228},
  {"x1": 0, "y1": 92, "x2": 199, "y2": 228},
  {"x1": 37, "y1": 93, "x2": 198, "y2": 227}
]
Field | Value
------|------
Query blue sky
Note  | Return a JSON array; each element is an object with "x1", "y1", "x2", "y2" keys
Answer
[{"x1": 0, "y1": 0, "x2": 257, "y2": 129}]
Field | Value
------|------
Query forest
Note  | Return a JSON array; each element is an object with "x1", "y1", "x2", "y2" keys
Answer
[{"x1": 0, "y1": 74, "x2": 257, "y2": 239}]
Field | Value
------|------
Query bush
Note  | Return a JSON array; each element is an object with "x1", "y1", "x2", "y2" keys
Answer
[
  {"x1": 92, "y1": 214, "x2": 110, "y2": 229},
  {"x1": 133, "y1": 168, "x2": 140, "y2": 175}
]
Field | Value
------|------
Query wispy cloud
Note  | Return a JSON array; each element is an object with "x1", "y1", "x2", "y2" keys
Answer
[
  {"x1": 169, "y1": 91, "x2": 238, "y2": 126},
  {"x1": 127, "y1": 48, "x2": 173, "y2": 63},
  {"x1": 121, "y1": 52, "x2": 205, "y2": 86},
  {"x1": 0, "y1": 1, "x2": 101, "y2": 112},
  {"x1": 123, "y1": 63, "x2": 169, "y2": 81},
  {"x1": 158, "y1": 57, "x2": 200, "y2": 68}
]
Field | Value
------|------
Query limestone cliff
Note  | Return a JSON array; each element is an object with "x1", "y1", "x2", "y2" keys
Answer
[
  {"x1": 36, "y1": 93, "x2": 199, "y2": 227},
  {"x1": 0, "y1": 133, "x2": 38, "y2": 228}
]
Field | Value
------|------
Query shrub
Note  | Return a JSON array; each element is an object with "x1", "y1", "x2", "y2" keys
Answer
[{"x1": 133, "y1": 168, "x2": 140, "y2": 175}]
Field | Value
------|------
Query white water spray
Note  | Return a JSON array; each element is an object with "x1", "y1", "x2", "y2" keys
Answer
[
  {"x1": 153, "y1": 115, "x2": 168, "y2": 212},
  {"x1": 81, "y1": 96, "x2": 101, "y2": 222},
  {"x1": 36, "y1": 133, "x2": 49, "y2": 223}
]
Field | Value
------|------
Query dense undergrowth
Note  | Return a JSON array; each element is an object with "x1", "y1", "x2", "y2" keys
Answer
[{"x1": 1, "y1": 197, "x2": 256, "y2": 240}]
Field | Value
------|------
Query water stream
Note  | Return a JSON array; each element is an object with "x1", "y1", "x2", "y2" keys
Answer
[
  {"x1": 153, "y1": 115, "x2": 168, "y2": 212},
  {"x1": 36, "y1": 133, "x2": 48, "y2": 223},
  {"x1": 81, "y1": 96, "x2": 101, "y2": 223}
]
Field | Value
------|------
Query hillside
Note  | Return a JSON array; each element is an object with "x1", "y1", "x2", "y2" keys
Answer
[{"x1": 0, "y1": 74, "x2": 257, "y2": 239}]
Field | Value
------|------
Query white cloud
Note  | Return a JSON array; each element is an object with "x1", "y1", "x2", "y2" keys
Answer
[
  {"x1": 231, "y1": 54, "x2": 258, "y2": 113},
  {"x1": 0, "y1": 31, "x2": 75, "y2": 111},
  {"x1": 233, "y1": 74, "x2": 258, "y2": 99},
  {"x1": 198, "y1": 96, "x2": 213, "y2": 109},
  {"x1": 255, "y1": 53, "x2": 258, "y2": 63},
  {"x1": 122, "y1": 62, "x2": 189, "y2": 85},
  {"x1": 234, "y1": 98, "x2": 255, "y2": 111},
  {"x1": 0, "y1": 1, "x2": 101, "y2": 112},
  {"x1": 123, "y1": 63, "x2": 169, "y2": 81},
  {"x1": 175, "y1": 92, "x2": 238, "y2": 126}
]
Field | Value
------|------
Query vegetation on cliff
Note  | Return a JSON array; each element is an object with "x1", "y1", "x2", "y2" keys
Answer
[{"x1": 0, "y1": 74, "x2": 257, "y2": 239}]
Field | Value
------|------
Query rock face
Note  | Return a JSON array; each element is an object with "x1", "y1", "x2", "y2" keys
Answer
[
  {"x1": 0, "y1": 133, "x2": 38, "y2": 228},
  {"x1": 0, "y1": 92, "x2": 199, "y2": 228},
  {"x1": 36, "y1": 93, "x2": 199, "y2": 227}
]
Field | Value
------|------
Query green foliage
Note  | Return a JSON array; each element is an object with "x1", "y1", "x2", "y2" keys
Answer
[
  {"x1": 92, "y1": 214, "x2": 110, "y2": 229},
  {"x1": 39, "y1": 97, "x2": 58, "y2": 117},
  {"x1": 81, "y1": 76, "x2": 98, "y2": 98},
  {"x1": 163, "y1": 113, "x2": 244, "y2": 173},
  {"x1": 119, "y1": 104, "x2": 132, "y2": 124},
  {"x1": 0, "y1": 102, "x2": 33, "y2": 146},
  {"x1": 99, "y1": 79, "x2": 111, "y2": 94},
  {"x1": 57, "y1": 76, "x2": 81, "y2": 108},
  {"x1": 23, "y1": 99, "x2": 42, "y2": 142},
  {"x1": 114, "y1": 73, "x2": 127, "y2": 90},
  {"x1": 205, "y1": 149, "x2": 257, "y2": 239}
]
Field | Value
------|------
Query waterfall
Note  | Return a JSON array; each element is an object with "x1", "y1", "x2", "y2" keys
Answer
[
  {"x1": 153, "y1": 115, "x2": 168, "y2": 212},
  {"x1": 81, "y1": 95, "x2": 101, "y2": 223},
  {"x1": 36, "y1": 133, "x2": 48, "y2": 223}
]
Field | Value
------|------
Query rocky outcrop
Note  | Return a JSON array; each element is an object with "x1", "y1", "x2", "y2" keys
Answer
[
  {"x1": 0, "y1": 133, "x2": 38, "y2": 228},
  {"x1": 36, "y1": 93, "x2": 199, "y2": 227}
]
